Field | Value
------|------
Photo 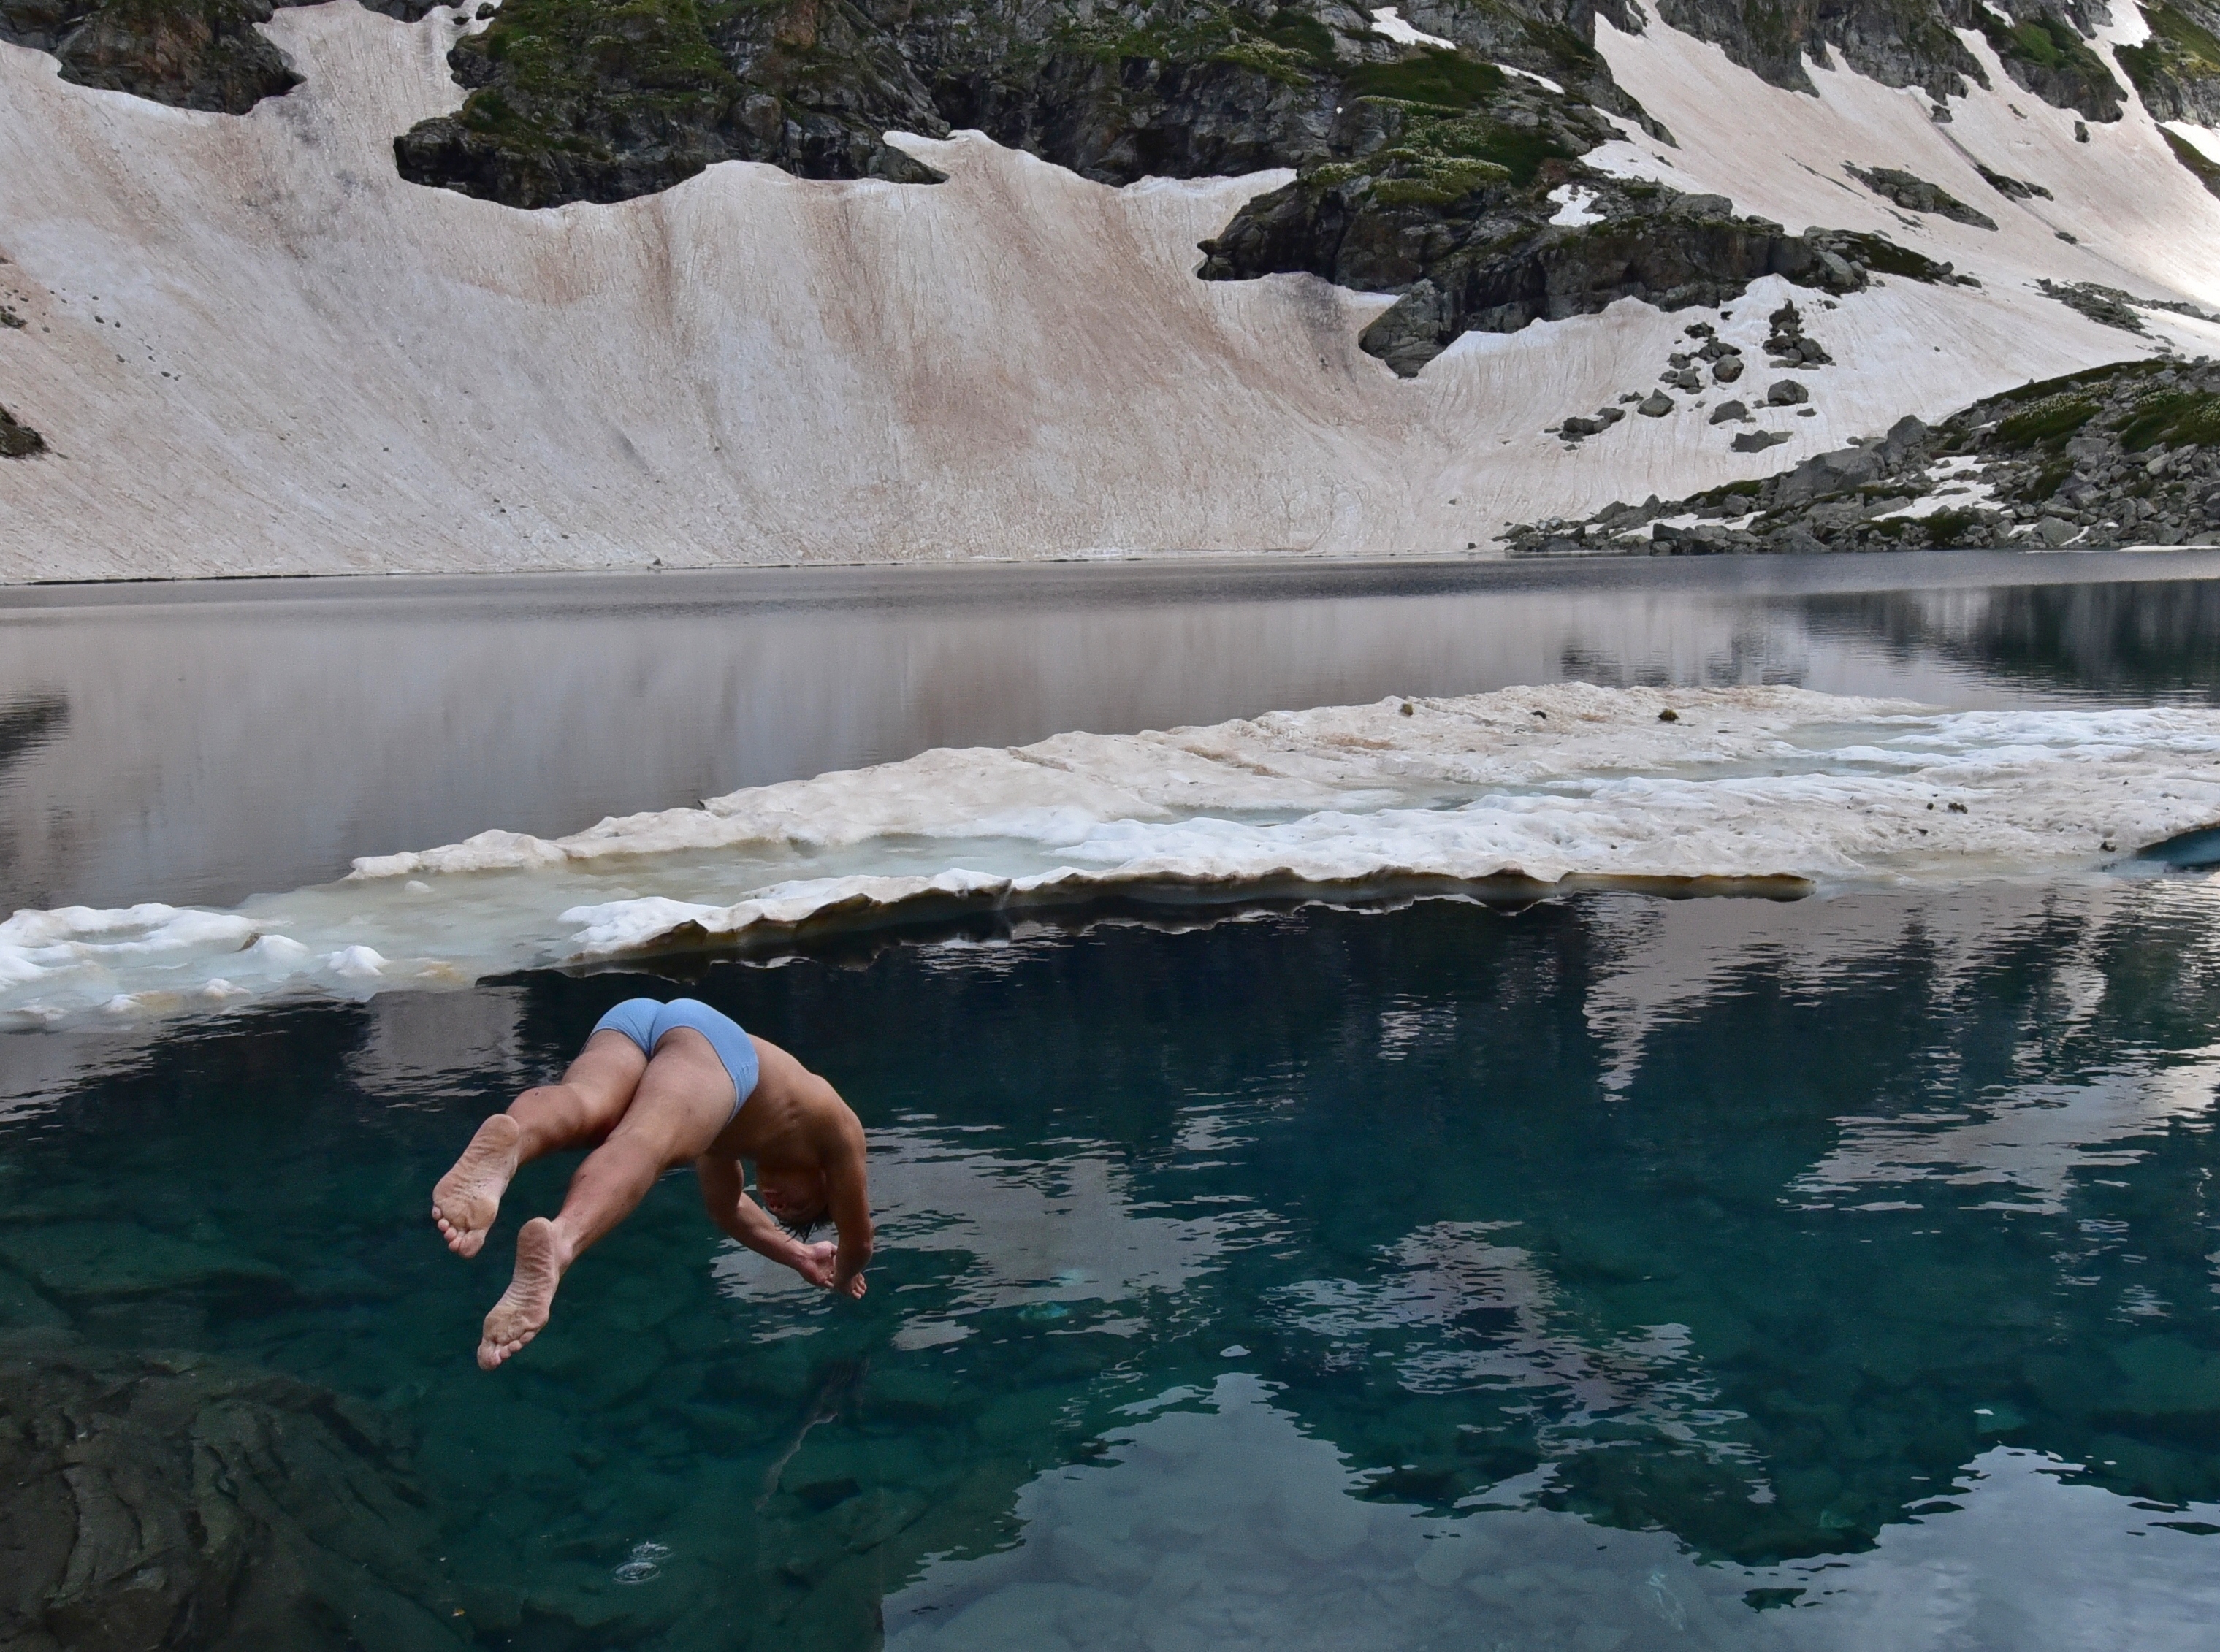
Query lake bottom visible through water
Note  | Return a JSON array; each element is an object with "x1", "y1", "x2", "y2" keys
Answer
[{"x1": 6, "y1": 878, "x2": 2220, "y2": 1651}]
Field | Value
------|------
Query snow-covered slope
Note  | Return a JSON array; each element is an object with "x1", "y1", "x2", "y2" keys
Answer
[{"x1": 0, "y1": 2, "x2": 2217, "y2": 578}]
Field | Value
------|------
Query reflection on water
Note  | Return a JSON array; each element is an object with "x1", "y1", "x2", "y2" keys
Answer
[
  {"x1": 5, "y1": 881, "x2": 2220, "y2": 1647},
  {"x1": 5, "y1": 554, "x2": 2220, "y2": 911}
]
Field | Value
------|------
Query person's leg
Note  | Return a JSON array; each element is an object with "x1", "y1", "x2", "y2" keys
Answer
[
  {"x1": 478, "y1": 1028, "x2": 736, "y2": 1368},
  {"x1": 432, "y1": 1025, "x2": 649, "y2": 1257}
]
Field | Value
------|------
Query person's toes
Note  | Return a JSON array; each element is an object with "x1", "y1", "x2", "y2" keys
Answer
[{"x1": 433, "y1": 1114, "x2": 521, "y2": 1258}]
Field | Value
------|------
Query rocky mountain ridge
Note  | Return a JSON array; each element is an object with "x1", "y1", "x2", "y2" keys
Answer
[
  {"x1": 4, "y1": 0, "x2": 2205, "y2": 379},
  {"x1": 1, "y1": 0, "x2": 2218, "y2": 573}
]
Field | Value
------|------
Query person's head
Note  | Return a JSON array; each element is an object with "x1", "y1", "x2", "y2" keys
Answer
[{"x1": 756, "y1": 1165, "x2": 830, "y2": 1242}]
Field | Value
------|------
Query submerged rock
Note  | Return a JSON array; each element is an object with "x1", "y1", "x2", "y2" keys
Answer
[{"x1": 0, "y1": 1340, "x2": 465, "y2": 1650}]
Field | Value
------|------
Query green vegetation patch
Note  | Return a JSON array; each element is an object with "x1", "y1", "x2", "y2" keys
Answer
[
  {"x1": 1344, "y1": 48, "x2": 1506, "y2": 109},
  {"x1": 1063, "y1": 3, "x2": 1335, "y2": 83},
  {"x1": 1311, "y1": 100, "x2": 1563, "y2": 201},
  {"x1": 1992, "y1": 359, "x2": 2162, "y2": 404},
  {"x1": 1994, "y1": 394, "x2": 2102, "y2": 448},
  {"x1": 2116, "y1": 2, "x2": 2220, "y2": 96},
  {"x1": 1920, "y1": 508, "x2": 1986, "y2": 546},
  {"x1": 2162, "y1": 127, "x2": 2220, "y2": 198},
  {"x1": 2025, "y1": 456, "x2": 2075, "y2": 500},
  {"x1": 2113, "y1": 389, "x2": 2220, "y2": 450},
  {"x1": 1974, "y1": 5, "x2": 2123, "y2": 112},
  {"x1": 1823, "y1": 231, "x2": 1960, "y2": 283},
  {"x1": 456, "y1": 0, "x2": 738, "y2": 134},
  {"x1": 1261, "y1": 7, "x2": 1336, "y2": 66}
]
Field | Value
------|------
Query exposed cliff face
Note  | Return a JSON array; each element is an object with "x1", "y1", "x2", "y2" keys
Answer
[
  {"x1": 390, "y1": 0, "x2": 945, "y2": 208},
  {"x1": 391, "y1": 0, "x2": 1638, "y2": 204},
  {"x1": 2115, "y1": 0, "x2": 2220, "y2": 123},
  {"x1": 1629, "y1": 0, "x2": 2127, "y2": 121},
  {"x1": 0, "y1": 0, "x2": 437, "y2": 112},
  {"x1": 1192, "y1": 67, "x2": 1968, "y2": 375}
]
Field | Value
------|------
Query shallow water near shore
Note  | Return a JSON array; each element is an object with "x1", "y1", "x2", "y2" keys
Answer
[{"x1": 7, "y1": 883, "x2": 2220, "y2": 1649}]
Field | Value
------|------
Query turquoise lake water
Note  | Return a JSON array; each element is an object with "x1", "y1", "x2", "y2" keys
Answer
[
  {"x1": 6, "y1": 557, "x2": 2220, "y2": 1648},
  {"x1": 7, "y1": 880, "x2": 2220, "y2": 1648}
]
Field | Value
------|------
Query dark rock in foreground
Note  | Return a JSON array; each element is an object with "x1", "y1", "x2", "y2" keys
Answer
[{"x1": 0, "y1": 1339, "x2": 465, "y2": 1651}]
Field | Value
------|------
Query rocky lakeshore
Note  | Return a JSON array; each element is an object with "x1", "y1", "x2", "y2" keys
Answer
[{"x1": 1504, "y1": 356, "x2": 2220, "y2": 554}]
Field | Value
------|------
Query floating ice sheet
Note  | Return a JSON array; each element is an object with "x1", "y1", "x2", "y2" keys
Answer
[{"x1": 7, "y1": 683, "x2": 2220, "y2": 1028}]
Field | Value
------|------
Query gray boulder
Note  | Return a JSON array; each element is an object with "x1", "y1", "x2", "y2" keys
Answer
[
  {"x1": 1768, "y1": 378, "x2": 1810, "y2": 405},
  {"x1": 1639, "y1": 391, "x2": 1676, "y2": 416},
  {"x1": 1774, "y1": 444, "x2": 1885, "y2": 502},
  {"x1": 1709, "y1": 399, "x2": 1749, "y2": 424}
]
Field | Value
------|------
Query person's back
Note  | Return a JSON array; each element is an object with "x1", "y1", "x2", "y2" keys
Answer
[{"x1": 432, "y1": 996, "x2": 872, "y2": 1368}]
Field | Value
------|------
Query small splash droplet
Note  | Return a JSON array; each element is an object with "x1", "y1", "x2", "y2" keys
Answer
[{"x1": 612, "y1": 1540, "x2": 669, "y2": 1584}]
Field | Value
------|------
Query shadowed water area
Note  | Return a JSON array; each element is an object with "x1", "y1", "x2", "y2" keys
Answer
[{"x1": 4, "y1": 554, "x2": 2220, "y2": 1649}]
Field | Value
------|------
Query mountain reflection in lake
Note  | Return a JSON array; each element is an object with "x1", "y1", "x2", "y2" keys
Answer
[
  {"x1": 6, "y1": 553, "x2": 2220, "y2": 911},
  {"x1": 7, "y1": 878, "x2": 2219, "y2": 1649}
]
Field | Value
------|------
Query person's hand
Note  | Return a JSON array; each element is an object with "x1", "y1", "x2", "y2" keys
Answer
[{"x1": 790, "y1": 1240, "x2": 838, "y2": 1289}]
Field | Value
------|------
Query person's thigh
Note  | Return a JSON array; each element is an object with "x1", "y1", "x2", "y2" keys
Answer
[
  {"x1": 606, "y1": 1029, "x2": 736, "y2": 1165},
  {"x1": 535, "y1": 1025, "x2": 652, "y2": 1145}
]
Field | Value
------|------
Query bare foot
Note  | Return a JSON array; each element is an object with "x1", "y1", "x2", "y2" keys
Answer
[
  {"x1": 478, "y1": 1217, "x2": 571, "y2": 1369},
  {"x1": 433, "y1": 1114, "x2": 522, "y2": 1258}
]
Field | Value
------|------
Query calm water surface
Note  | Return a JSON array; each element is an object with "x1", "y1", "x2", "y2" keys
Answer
[
  {"x1": 6, "y1": 551, "x2": 2220, "y2": 910},
  {"x1": 3, "y1": 554, "x2": 2220, "y2": 1650}
]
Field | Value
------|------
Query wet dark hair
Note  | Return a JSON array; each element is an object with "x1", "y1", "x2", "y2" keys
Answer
[{"x1": 777, "y1": 1212, "x2": 826, "y2": 1243}]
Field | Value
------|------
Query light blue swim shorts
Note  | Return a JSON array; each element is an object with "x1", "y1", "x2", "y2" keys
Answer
[{"x1": 591, "y1": 997, "x2": 761, "y2": 1118}]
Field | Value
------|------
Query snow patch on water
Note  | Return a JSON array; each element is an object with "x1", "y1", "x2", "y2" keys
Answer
[{"x1": 7, "y1": 684, "x2": 2220, "y2": 1028}]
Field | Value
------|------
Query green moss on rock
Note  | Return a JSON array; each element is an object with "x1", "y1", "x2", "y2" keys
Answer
[
  {"x1": 1972, "y1": 5, "x2": 2124, "y2": 121},
  {"x1": 1994, "y1": 394, "x2": 2101, "y2": 448},
  {"x1": 2114, "y1": 389, "x2": 2220, "y2": 451},
  {"x1": 2114, "y1": 1, "x2": 2220, "y2": 123},
  {"x1": 1343, "y1": 47, "x2": 1505, "y2": 107},
  {"x1": 2162, "y1": 126, "x2": 2220, "y2": 199}
]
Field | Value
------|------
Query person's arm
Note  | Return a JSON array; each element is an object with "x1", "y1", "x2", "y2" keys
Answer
[
  {"x1": 820, "y1": 1106, "x2": 874, "y2": 1299},
  {"x1": 695, "y1": 1157, "x2": 837, "y2": 1287}
]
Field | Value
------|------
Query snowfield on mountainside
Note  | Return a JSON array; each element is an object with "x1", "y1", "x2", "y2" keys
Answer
[{"x1": 1, "y1": 0, "x2": 2219, "y2": 576}]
